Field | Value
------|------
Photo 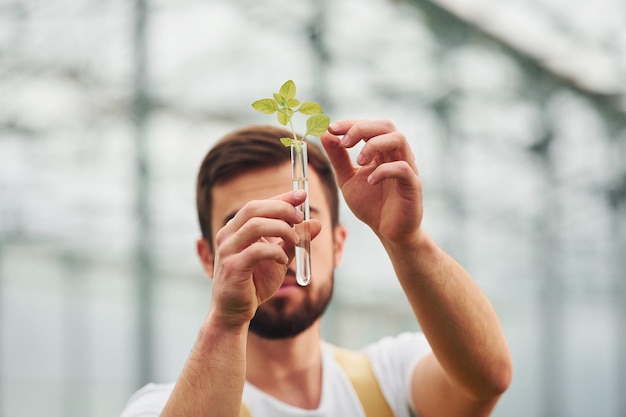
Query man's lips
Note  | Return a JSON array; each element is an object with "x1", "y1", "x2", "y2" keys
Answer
[
  {"x1": 275, "y1": 269, "x2": 302, "y2": 295},
  {"x1": 281, "y1": 269, "x2": 298, "y2": 288}
]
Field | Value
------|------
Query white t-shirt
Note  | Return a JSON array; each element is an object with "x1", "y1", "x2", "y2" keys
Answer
[{"x1": 119, "y1": 332, "x2": 431, "y2": 417}]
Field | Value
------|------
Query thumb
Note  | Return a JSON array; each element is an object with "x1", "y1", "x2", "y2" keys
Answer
[
  {"x1": 307, "y1": 219, "x2": 322, "y2": 241},
  {"x1": 320, "y1": 131, "x2": 354, "y2": 187},
  {"x1": 281, "y1": 219, "x2": 322, "y2": 263}
]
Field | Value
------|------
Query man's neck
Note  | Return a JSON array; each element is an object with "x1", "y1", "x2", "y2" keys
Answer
[{"x1": 245, "y1": 322, "x2": 323, "y2": 409}]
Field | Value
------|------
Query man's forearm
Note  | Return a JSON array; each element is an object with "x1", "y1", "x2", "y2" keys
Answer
[
  {"x1": 161, "y1": 313, "x2": 248, "y2": 417},
  {"x1": 384, "y1": 231, "x2": 512, "y2": 399}
]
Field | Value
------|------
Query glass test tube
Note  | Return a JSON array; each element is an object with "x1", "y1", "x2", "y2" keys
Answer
[{"x1": 291, "y1": 141, "x2": 311, "y2": 286}]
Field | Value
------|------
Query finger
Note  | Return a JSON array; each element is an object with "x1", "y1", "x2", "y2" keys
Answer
[
  {"x1": 225, "y1": 193, "x2": 306, "y2": 235},
  {"x1": 308, "y1": 219, "x2": 322, "y2": 241},
  {"x1": 367, "y1": 160, "x2": 421, "y2": 190},
  {"x1": 219, "y1": 217, "x2": 300, "y2": 255},
  {"x1": 327, "y1": 119, "x2": 361, "y2": 136},
  {"x1": 237, "y1": 241, "x2": 291, "y2": 268},
  {"x1": 320, "y1": 130, "x2": 355, "y2": 187},
  {"x1": 356, "y1": 131, "x2": 416, "y2": 170},
  {"x1": 279, "y1": 219, "x2": 322, "y2": 262},
  {"x1": 270, "y1": 189, "x2": 308, "y2": 206},
  {"x1": 330, "y1": 119, "x2": 398, "y2": 148}
]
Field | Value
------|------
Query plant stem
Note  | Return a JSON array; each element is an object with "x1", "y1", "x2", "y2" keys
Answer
[{"x1": 288, "y1": 117, "x2": 300, "y2": 142}]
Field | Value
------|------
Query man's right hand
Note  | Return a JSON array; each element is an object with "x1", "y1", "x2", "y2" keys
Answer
[{"x1": 205, "y1": 189, "x2": 321, "y2": 330}]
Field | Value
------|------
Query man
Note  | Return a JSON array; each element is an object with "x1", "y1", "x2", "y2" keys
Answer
[{"x1": 120, "y1": 119, "x2": 512, "y2": 417}]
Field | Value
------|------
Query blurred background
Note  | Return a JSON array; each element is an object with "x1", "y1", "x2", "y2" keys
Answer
[{"x1": 1, "y1": 0, "x2": 625, "y2": 416}]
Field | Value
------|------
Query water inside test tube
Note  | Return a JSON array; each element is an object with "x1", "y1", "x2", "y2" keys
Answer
[{"x1": 293, "y1": 178, "x2": 311, "y2": 286}]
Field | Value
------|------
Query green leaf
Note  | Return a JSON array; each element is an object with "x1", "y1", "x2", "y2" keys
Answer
[
  {"x1": 280, "y1": 137, "x2": 294, "y2": 147},
  {"x1": 252, "y1": 80, "x2": 332, "y2": 146},
  {"x1": 273, "y1": 93, "x2": 284, "y2": 106},
  {"x1": 251, "y1": 99, "x2": 278, "y2": 114},
  {"x1": 298, "y1": 101, "x2": 323, "y2": 115},
  {"x1": 305, "y1": 114, "x2": 331, "y2": 137},
  {"x1": 277, "y1": 108, "x2": 292, "y2": 125},
  {"x1": 279, "y1": 80, "x2": 296, "y2": 100}
]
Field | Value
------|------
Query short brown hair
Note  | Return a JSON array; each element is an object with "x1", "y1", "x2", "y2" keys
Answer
[{"x1": 196, "y1": 125, "x2": 339, "y2": 249}]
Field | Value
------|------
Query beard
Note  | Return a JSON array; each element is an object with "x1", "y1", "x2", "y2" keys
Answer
[{"x1": 249, "y1": 274, "x2": 334, "y2": 340}]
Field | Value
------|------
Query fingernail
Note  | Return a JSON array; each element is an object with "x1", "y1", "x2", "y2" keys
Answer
[
  {"x1": 294, "y1": 189, "x2": 306, "y2": 199},
  {"x1": 341, "y1": 134, "x2": 350, "y2": 146},
  {"x1": 356, "y1": 153, "x2": 365, "y2": 165},
  {"x1": 328, "y1": 123, "x2": 339, "y2": 132}
]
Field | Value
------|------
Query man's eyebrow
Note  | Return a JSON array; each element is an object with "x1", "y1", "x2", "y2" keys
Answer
[{"x1": 222, "y1": 211, "x2": 238, "y2": 226}]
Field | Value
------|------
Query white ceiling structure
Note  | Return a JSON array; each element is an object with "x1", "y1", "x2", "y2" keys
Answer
[{"x1": 434, "y1": 0, "x2": 626, "y2": 97}]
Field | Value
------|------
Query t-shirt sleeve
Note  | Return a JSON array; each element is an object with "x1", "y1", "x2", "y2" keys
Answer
[
  {"x1": 363, "y1": 332, "x2": 431, "y2": 417},
  {"x1": 118, "y1": 383, "x2": 174, "y2": 417}
]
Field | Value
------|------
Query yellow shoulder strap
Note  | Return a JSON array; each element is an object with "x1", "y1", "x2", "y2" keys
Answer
[
  {"x1": 240, "y1": 346, "x2": 395, "y2": 417},
  {"x1": 332, "y1": 346, "x2": 395, "y2": 417},
  {"x1": 240, "y1": 402, "x2": 251, "y2": 417}
]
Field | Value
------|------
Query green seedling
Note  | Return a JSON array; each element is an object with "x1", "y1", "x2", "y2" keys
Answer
[
  {"x1": 252, "y1": 80, "x2": 330, "y2": 146},
  {"x1": 251, "y1": 80, "x2": 329, "y2": 287}
]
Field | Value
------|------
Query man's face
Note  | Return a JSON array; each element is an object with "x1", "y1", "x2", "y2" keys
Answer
[{"x1": 209, "y1": 162, "x2": 346, "y2": 339}]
